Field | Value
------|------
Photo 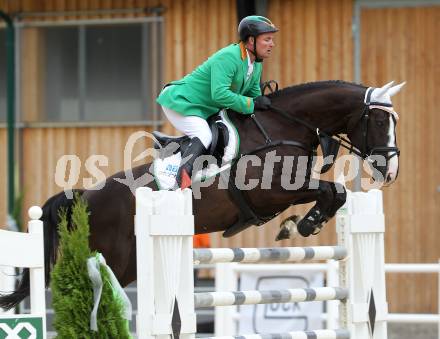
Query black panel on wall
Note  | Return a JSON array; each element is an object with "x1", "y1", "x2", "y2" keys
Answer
[
  {"x1": 237, "y1": 0, "x2": 268, "y2": 24},
  {"x1": 236, "y1": 0, "x2": 256, "y2": 23}
]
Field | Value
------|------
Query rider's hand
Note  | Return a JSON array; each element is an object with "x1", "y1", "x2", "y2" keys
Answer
[{"x1": 253, "y1": 95, "x2": 271, "y2": 110}]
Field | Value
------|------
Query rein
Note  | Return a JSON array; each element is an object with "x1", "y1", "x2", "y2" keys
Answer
[{"x1": 267, "y1": 104, "x2": 366, "y2": 157}]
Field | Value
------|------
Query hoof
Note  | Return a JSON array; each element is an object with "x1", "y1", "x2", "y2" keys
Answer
[
  {"x1": 297, "y1": 218, "x2": 324, "y2": 237},
  {"x1": 275, "y1": 215, "x2": 301, "y2": 241}
]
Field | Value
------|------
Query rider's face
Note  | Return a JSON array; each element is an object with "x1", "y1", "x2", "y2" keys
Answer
[{"x1": 255, "y1": 32, "x2": 275, "y2": 59}]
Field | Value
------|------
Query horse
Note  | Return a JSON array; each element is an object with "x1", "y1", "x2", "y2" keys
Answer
[{"x1": 0, "y1": 80, "x2": 404, "y2": 310}]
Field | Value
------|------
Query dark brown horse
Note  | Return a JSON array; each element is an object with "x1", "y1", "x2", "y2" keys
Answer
[{"x1": 0, "y1": 80, "x2": 404, "y2": 310}]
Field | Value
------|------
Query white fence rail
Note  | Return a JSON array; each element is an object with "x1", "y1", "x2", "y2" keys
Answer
[{"x1": 213, "y1": 261, "x2": 440, "y2": 338}]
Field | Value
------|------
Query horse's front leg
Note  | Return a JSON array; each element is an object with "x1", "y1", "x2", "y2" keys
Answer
[
  {"x1": 276, "y1": 180, "x2": 346, "y2": 240},
  {"x1": 298, "y1": 180, "x2": 347, "y2": 236}
]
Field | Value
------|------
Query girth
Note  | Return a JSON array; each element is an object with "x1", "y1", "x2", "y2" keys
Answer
[{"x1": 223, "y1": 166, "x2": 271, "y2": 238}]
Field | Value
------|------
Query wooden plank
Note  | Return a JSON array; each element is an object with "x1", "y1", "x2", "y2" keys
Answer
[
  {"x1": 173, "y1": 0, "x2": 184, "y2": 79},
  {"x1": 20, "y1": 28, "x2": 45, "y2": 122},
  {"x1": 316, "y1": 0, "x2": 329, "y2": 79},
  {"x1": 207, "y1": 0, "x2": 218, "y2": 56},
  {"x1": 266, "y1": 0, "x2": 282, "y2": 85},
  {"x1": 341, "y1": 0, "x2": 352, "y2": 80}
]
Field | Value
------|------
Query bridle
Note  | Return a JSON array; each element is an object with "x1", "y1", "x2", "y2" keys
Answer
[
  {"x1": 245, "y1": 87, "x2": 400, "y2": 162},
  {"x1": 348, "y1": 87, "x2": 400, "y2": 161}
]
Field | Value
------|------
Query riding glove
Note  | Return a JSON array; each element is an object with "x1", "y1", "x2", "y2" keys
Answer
[{"x1": 253, "y1": 95, "x2": 272, "y2": 110}]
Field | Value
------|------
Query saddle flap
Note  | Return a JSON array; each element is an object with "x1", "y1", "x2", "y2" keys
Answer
[
  {"x1": 318, "y1": 133, "x2": 340, "y2": 173},
  {"x1": 207, "y1": 113, "x2": 231, "y2": 161},
  {"x1": 153, "y1": 110, "x2": 239, "y2": 190}
]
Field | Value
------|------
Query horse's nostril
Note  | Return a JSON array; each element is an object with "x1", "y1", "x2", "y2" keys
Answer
[{"x1": 386, "y1": 173, "x2": 392, "y2": 182}]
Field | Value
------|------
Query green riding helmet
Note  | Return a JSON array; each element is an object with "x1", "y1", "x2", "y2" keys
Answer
[
  {"x1": 238, "y1": 15, "x2": 278, "y2": 62},
  {"x1": 238, "y1": 15, "x2": 278, "y2": 41}
]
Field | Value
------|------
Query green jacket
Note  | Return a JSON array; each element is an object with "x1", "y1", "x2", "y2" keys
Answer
[{"x1": 156, "y1": 42, "x2": 262, "y2": 119}]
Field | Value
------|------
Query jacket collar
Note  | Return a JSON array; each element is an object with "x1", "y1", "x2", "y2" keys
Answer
[{"x1": 239, "y1": 42, "x2": 247, "y2": 60}]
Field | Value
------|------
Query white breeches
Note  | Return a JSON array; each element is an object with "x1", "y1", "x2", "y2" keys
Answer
[{"x1": 161, "y1": 106, "x2": 212, "y2": 149}]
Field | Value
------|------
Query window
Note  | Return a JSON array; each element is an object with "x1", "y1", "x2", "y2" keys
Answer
[
  {"x1": 85, "y1": 25, "x2": 142, "y2": 121},
  {"x1": 19, "y1": 19, "x2": 163, "y2": 123},
  {"x1": 44, "y1": 27, "x2": 79, "y2": 121},
  {"x1": 0, "y1": 30, "x2": 6, "y2": 122}
]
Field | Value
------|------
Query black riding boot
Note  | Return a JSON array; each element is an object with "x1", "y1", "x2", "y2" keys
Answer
[{"x1": 176, "y1": 137, "x2": 207, "y2": 189}]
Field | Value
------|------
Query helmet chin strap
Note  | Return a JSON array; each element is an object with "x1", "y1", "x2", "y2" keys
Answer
[{"x1": 246, "y1": 37, "x2": 263, "y2": 63}]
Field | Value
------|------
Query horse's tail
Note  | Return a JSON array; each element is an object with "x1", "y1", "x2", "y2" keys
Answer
[{"x1": 0, "y1": 189, "x2": 84, "y2": 311}]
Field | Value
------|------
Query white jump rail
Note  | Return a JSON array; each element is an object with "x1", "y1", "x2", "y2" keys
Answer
[
  {"x1": 214, "y1": 261, "x2": 341, "y2": 335},
  {"x1": 0, "y1": 207, "x2": 46, "y2": 339},
  {"x1": 205, "y1": 329, "x2": 350, "y2": 339},
  {"x1": 135, "y1": 188, "x2": 388, "y2": 339},
  {"x1": 193, "y1": 246, "x2": 347, "y2": 264}
]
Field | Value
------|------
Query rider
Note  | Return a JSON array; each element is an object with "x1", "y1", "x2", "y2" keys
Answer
[{"x1": 156, "y1": 15, "x2": 278, "y2": 189}]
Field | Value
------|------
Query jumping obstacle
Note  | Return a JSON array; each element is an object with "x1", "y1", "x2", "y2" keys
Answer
[
  {"x1": 0, "y1": 207, "x2": 46, "y2": 339},
  {"x1": 134, "y1": 188, "x2": 388, "y2": 339}
]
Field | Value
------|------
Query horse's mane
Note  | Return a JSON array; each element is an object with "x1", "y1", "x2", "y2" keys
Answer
[{"x1": 267, "y1": 80, "x2": 367, "y2": 99}]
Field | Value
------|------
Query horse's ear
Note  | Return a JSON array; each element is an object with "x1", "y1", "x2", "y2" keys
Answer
[
  {"x1": 375, "y1": 81, "x2": 395, "y2": 98},
  {"x1": 388, "y1": 81, "x2": 406, "y2": 97}
]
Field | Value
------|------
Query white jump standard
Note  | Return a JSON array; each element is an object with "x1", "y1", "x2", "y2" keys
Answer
[
  {"x1": 0, "y1": 207, "x2": 47, "y2": 339},
  {"x1": 134, "y1": 188, "x2": 388, "y2": 339}
]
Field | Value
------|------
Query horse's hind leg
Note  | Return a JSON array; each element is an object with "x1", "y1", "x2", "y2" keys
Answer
[{"x1": 296, "y1": 180, "x2": 342, "y2": 237}]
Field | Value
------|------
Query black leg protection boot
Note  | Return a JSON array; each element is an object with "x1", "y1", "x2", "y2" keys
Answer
[
  {"x1": 297, "y1": 207, "x2": 328, "y2": 237},
  {"x1": 176, "y1": 137, "x2": 207, "y2": 189}
]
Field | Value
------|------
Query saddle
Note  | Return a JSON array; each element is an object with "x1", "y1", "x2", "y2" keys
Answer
[
  {"x1": 153, "y1": 114, "x2": 229, "y2": 161},
  {"x1": 152, "y1": 111, "x2": 237, "y2": 190}
]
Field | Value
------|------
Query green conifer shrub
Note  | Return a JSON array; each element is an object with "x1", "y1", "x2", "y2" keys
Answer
[{"x1": 50, "y1": 195, "x2": 131, "y2": 338}]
